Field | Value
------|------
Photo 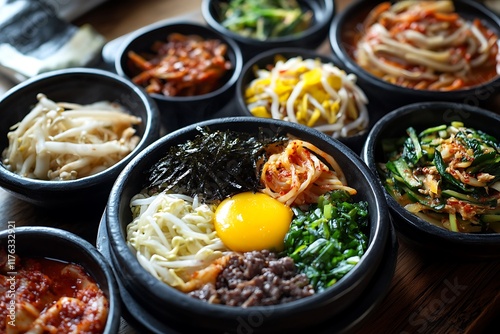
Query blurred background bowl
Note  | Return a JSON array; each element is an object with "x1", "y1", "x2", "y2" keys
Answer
[
  {"x1": 329, "y1": 0, "x2": 500, "y2": 113},
  {"x1": 0, "y1": 226, "x2": 121, "y2": 333},
  {"x1": 115, "y1": 21, "x2": 243, "y2": 129},
  {"x1": 202, "y1": 0, "x2": 335, "y2": 61},
  {"x1": 235, "y1": 47, "x2": 385, "y2": 154},
  {"x1": 105, "y1": 116, "x2": 394, "y2": 333},
  {"x1": 361, "y1": 101, "x2": 500, "y2": 260},
  {"x1": 0, "y1": 67, "x2": 160, "y2": 208}
]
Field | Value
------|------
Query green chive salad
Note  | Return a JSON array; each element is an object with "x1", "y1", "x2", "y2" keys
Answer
[
  {"x1": 379, "y1": 121, "x2": 500, "y2": 233},
  {"x1": 219, "y1": 0, "x2": 313, "y2": 40},
  {"x1": 283, "y1": 190, "x2": 369, "y2": 291}
]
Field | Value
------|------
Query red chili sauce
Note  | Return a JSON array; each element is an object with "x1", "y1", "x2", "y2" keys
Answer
[{"x1": 0, "y1": 254, "x2": 108, "y2": 334}]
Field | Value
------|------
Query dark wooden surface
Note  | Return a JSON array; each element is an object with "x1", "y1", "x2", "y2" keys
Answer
[{"x1": 1, "y1": 0, "x2": 499, "y2": 333}]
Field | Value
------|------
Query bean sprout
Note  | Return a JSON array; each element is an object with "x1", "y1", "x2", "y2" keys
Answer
[
  {"x1": 245, "y1": 56, "x2": 369, "y2": 138},
  {"x1": 2, "y1": 94, "x2": 141, "y2": 180},
  {"x1": 127, "y1": 192, "x2": 229, "y2": 288}
]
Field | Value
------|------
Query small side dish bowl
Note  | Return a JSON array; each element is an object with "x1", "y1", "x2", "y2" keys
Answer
[
  {"x1": 105, "y1": 117, "x2": 393, "y2": 333},
  {"x1": 0, "y1": 68, "x2": 160, "y2": 208},
  {"x1": 235, "y1": 47, "x2": 380, "y2": 154},
  {"x1": 202, "y1": 0, "x2": 335, "y2": 60},
  {"x1": 362, "y1": 101, "x2": 500, "y2": 260},
  {"x1": 330, "y1": 0, "x2": 500, "y2": 112},
  {"x1": 0, "y1": 226, "x2": 121, "y2": 333},
  {"x1": 115, "y1": 21, "x2": 243, "y2": 128}
]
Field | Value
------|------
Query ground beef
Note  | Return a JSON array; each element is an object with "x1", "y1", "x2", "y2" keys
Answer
[{"x1": 189, "y1": 250, "x2": 315, "y2": 307}]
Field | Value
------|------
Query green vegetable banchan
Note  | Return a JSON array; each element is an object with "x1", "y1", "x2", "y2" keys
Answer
[
  {"x1": 379, "y1": 121, "x2": 500, "y2": 233},
  {"x1": 284, "y1": 190, "x2": 369, "y2": 291}
]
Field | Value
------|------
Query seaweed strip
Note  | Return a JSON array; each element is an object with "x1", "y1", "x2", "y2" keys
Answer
[{"x1": 146, "y1": 126, "x2": 287, "y2": 201}]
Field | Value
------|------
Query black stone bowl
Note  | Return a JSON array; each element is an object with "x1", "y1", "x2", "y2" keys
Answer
[
  {"x1": 202, "y1": 0, "x2": 335, "y2": 61},
  {"x1": 105, "y1": 117, "x2": 392, "y2": 333},
  {"x1": 115, "y1": 21, "x2": 243, "y2": 129},
  {"x1": 0, "y1": 68, "x2": 160, "y2": 208},
  {"x1": 0, "y1": 226, "x2": 121, "y2": 333},
  {"x1": 361, "y1": 101, "x2": 500, "y2": 260},
  {"x1": 329, "y1": 0, "x2": 500, "y2": 113},
  {"x1": 235, "y1": 47, "x2": 386, "y2": 155}
]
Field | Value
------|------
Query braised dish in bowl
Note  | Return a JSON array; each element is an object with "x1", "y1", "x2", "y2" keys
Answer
[
  {"x1": 330, "y1": 0, "x2": 500, "y2": 110},
  {"x1": 105, "y1": 117, "x2": 393, "y2": 333},
  {"x1": 0, "y1": 226, "x2": 120, "y2": 333},
  {"x1": 362, "y1": 102, "x2": 500, "y2": 259}
]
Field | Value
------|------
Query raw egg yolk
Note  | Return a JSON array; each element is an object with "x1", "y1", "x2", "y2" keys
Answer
[{"x1": 214, "y1": 192, "x2": 293, "y2": 252}]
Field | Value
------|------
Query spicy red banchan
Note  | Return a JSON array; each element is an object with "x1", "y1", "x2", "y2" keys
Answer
[{"x1": 0, "y1": 255, "x2": 108, "y2": 334}]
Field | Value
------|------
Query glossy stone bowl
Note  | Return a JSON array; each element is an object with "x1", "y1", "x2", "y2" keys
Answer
[
  {"x1": 329, "y1": 0, "x2": 500, "y2": 113},
  {"x1": 0, "y1": 68, "x2": 160, "y2": 208},
  {"x1": 105, "y1": 117, "x2": 394, "y2": 333},
  {"x1": 361, "y1": 101, "x2": 500, "y2": 260},
  {"x1": 202, "y1": 0, "x2": 335, "y2": 61},
  {"x1": 0, "y1": 226, "x2": 121, "y2": 333},
  {"x1": 115, "y1": 21, "x2": 243, "y2": 129}
]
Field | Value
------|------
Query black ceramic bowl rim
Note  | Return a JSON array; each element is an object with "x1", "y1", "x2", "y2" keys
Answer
[
  {"x1": 329, "y1": 0, "x2": 500, "y2": 101},
  {"x1": 106, "y1": 116, "x2": 390, "y2": 325},
  {"x1": 235, "y1": 47, "x2": 370, "y2": 143},
  {"x1": 0, "y1": 67, "x2": 159, "y2": 192},
  {"x1": 0, "y1": 226, "x2": 121, "y2": 333},
  {"x1": 361, "y1": 101, "x2": 500, "y2": 250},
  {"x1": 115, "y1": 20, "x2": 243, "y2": 103},
  {"x1": 201, "y1": 0, "x2": 335, "y2": 45}
]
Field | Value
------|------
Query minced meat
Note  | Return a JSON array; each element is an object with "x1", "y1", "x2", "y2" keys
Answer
[{"x1": 189, "y1": 250, "x2": 314, "y2": 307}]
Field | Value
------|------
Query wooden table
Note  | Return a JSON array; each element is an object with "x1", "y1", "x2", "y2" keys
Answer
[{"x1": 1, "y1": 0, "x2": 499, "y2": 333}]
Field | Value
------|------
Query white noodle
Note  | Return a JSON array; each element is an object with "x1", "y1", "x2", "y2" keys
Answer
[{"x1": 356, "y1": 0, "x2": 499, "y2": 90}]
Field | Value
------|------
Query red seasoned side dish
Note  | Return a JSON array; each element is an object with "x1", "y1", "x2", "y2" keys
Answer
[
  {"x1": 0, "y1": 254, "x2": 108, "y2": 334},
  {"x1": 127, "y1": 32, "x2": 232, "y2": 97}
]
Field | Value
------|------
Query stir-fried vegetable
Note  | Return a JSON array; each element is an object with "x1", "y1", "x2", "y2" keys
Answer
[
  {"x1": 379, "y1": 121, "x2": 500, "y2": 233},
  {"x1": 245, "y1": 56, "x2": 369, "y2": 138},
  {"x1": 282, "y1": 190, "x2": 369, "y2": 291},
  {"x1": 219, "y1": 0, "x2": 312, "y2": 40},
  {"x1": 147, "y1": 127, "x2": 287, "y2": 202}
]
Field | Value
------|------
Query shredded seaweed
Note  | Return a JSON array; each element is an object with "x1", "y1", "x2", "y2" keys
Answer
[{"x1": 146, "y1": 126, "x2": 287, "y2": 202}]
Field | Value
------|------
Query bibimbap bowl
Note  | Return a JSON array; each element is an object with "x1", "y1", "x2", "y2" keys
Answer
[
  {"x1": 105, "y1": 117, "x2": 393, "y2": 333},
  {"x1": 361, "y1": 102, "x2": 500, "y2": 260},
  {"x1": 329, "y1": 0, "x2": 500, "y2": 112}
]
